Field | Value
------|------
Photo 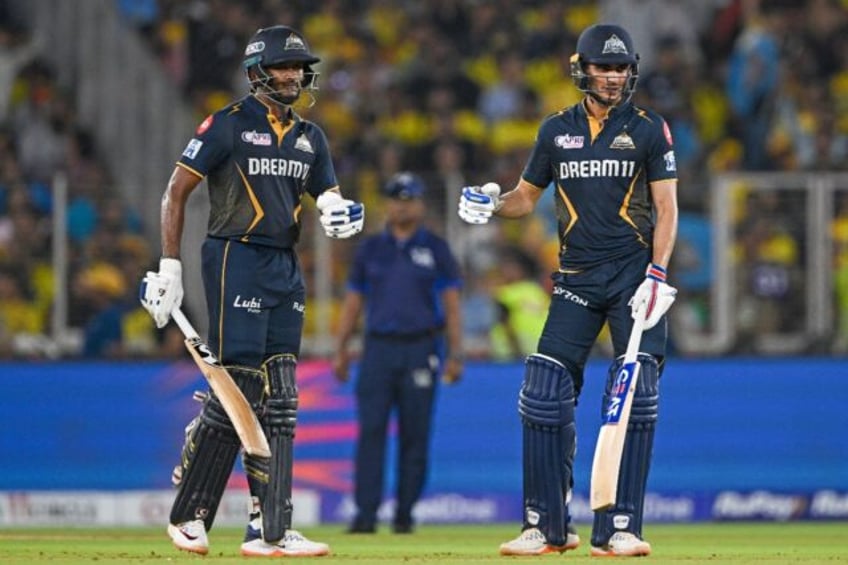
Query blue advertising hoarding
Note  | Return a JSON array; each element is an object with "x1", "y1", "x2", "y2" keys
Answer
[{"x1": 1, "y1": 358, "x2": 846, "y2": 523}]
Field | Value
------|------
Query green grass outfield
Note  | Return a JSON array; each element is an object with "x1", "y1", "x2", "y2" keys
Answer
[{"x1": 0, "y1": 523, "x2": 844, "y2": 564}]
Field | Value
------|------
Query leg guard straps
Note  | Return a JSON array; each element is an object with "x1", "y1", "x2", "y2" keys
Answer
[
  {"x1": 170, "y1": 366, "x2": 265, "y2": 530},
  {"x1": 244, "y1": 354, "x2": 298, "y2": 543},
  {"x1": 592, "y1": 353, "x2": 659, "y2": 546},
  {"x1": 518, "y1": 354, "x2": 576, "y2": 547}
]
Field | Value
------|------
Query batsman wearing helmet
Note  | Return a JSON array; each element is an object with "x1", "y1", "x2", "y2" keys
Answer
[
  {"x1": 459, "y1": 24, "x2": 677, "y2": 557},
  {"x1": 140, "y1": 25, "x2": 364, "y2": 557}
]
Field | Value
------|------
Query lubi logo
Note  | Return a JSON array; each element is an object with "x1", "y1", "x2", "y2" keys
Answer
[{"x1": 234, "y1": 295, "x2": 262, "y2": 314}]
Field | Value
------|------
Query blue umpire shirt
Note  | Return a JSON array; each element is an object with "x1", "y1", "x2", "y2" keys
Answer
[{"x1": 348, "y1": 227, "x2": 461, "y2": 336}]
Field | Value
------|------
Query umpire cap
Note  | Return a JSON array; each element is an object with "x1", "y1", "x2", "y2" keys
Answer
[{"x1": 383, "y1": 172, "x2": 425, "y2": 200}]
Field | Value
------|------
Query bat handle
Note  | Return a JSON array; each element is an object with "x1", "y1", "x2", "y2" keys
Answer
[
  {"x1": 624, "y1": 302, "x2": 647, "y2": 362},
  {"x1": 171, "y1": 307, "x2": 199, "y2": 339}
]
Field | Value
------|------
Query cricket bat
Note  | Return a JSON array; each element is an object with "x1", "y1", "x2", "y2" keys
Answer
[
  {"x1": 589, "y1": 303, "x2": 647, "y2": 511},
  {"x1": 171, "y1": 307, "x2": 271, "y2": 458}
]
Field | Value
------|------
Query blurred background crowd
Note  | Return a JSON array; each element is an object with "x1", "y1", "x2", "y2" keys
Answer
[{"x1": 1, "y1": 0, "x2": 847, "y2": 360}]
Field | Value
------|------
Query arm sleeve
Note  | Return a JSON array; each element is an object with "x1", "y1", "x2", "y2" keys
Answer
[
  {"x1": 645, "y1": 116, "x2": 678, "y2": 183},
  {"x1": 304, "y1": 126, "x2": 339, "y2": 198},
  {"x1": 520, "y1": 121, "x2": 554, "y2": 189},
  {"x1": 176, "y1": 113, "x2": 232, "y2": 176}
]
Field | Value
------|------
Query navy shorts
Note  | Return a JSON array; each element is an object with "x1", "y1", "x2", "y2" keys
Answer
[
  {"x1": 201, "y1": 237, "x2": 306, "y2": 367},
  {"x1": 537, "y1": 248, "x2": 667, "y2": 393}
]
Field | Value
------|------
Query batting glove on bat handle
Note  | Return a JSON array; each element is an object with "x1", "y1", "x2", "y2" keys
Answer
[
  {"x1": 631, "y1": 263, "x2": 677, "y2": 330},
  {"x1": 316, "y1": 190, "x2": 365, "y2": 239},
  {"x1": 139, "y1": 257, "x2": 184, "y2": 329},
  {"x1": 458, "y1": 182, "x2": 501, "y2": 225}
]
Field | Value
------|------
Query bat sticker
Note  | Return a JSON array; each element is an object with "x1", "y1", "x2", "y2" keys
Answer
[
  {"x1": 603, "y1": 362, "x2": 637, "y2": 424},
  {"x1": 187, "y1": 337, "x2": 222, "y2": 367}
]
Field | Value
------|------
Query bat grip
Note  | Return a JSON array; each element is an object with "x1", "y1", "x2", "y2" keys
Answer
[{"x1": 171, "y1": 307, "x2": 199, "y2": 339}]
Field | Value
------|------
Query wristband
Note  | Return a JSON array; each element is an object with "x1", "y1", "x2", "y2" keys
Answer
[{"x1": 646, "y1": 263, "x2": 666, "y2": 282}]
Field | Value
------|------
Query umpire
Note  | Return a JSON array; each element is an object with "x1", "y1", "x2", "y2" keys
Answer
[{"x1": 332, "y1": 172, "x2": 463, "y2": 534}]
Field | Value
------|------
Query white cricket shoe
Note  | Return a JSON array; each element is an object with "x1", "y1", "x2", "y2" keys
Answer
[
  {"x1": 498, "y1": 527, "x2": 580, "y2": 556},
  {"x1": 590, "y1": 531, "x2": 652, "y2": 557},
  {"x1": 167, "y1": 519, "x2": 209, "y2": 555},
  {"x1": 240, "y1": 529, "x2": 330, "y2": 557}
]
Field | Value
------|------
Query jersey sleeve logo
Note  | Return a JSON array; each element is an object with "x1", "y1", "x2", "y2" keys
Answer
[
  {"x1": 182, "y1": 138, "x2": 203, "y2": 159},
  {"x1": 663, "y1": 120, "x2": 673, "y2": 145},
  {"x1": 196, "y1": 115, "x2": 214, "y2": 135},
  {"x1": 663, "y1": 150, "x2": 677, "y2": 172}
]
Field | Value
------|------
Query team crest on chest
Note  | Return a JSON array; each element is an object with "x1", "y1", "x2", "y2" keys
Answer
[
  {"x1": 410, "y1": 247, "x2": 435, "y2": 268},
  {"x1": 610, "y1": 131, "x2": 636, "y2": 150},
  {"x1": 294, "y1": 134, "x2": 314, "y2": 153}
]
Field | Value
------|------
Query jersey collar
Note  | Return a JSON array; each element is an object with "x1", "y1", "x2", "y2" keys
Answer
[
  {"x1": 578, "y1": 97, "x2": 632, "y2": 119},
  {"x1": 246, "y1": 94, "x2": 297, "y2": 123}
]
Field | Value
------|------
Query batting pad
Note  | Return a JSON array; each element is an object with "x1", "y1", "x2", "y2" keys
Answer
[
  {"x1": 518, "y1": 354, "x2": 576, "y2": 547},
  {"x1": 246, "y1": 354, "x2": 299, "y2": 543},
  {"x1": 169, "y1": 366, "x2": 264, "y2": 529},
  {"x1": 591, "y1": 353, "x2": 659, "y2": 546}
]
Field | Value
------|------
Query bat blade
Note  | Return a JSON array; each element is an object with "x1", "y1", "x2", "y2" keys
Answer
[
  {"x1": 183, "y1": 336, "x2": 271, "y2": 458},
  {"x1": 589, "y1": 361, "x2": 640, "y2": 511},
  {"x1": 589, "y1": 307, "x2": 646, "y2": 512}
]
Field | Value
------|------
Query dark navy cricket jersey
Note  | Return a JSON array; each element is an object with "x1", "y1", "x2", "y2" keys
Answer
[
  {"x1": 176, "y1": 94, "x2": 338, "y2": 248},
  {"x1": 522, "y1": 100, "x2": 677, "y2": 271},
  {"x1": 347, "y1": 227, "x2": 461, "y2": 336}
]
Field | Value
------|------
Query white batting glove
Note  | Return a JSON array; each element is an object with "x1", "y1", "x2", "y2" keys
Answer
[
  {"x1": 458, "y1": 182, "x2": 501, "y2": 225},
  {"x1": 631, "y1": 263, "x2": 677, "y2": 330},
  {"x1": 316, "y1": 190, "x2": 364, "y2": 239},
  {"x1": 139, "y1": 258, "x2": 184, "y2": 329}
]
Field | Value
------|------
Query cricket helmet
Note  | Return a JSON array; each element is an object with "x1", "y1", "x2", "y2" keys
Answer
[
  {"x1": 243, "y1": 26, "x2": 320, "y2": 103},
  {"x1": 570, "y1": 24, "x2": 639, "y2": 104}
]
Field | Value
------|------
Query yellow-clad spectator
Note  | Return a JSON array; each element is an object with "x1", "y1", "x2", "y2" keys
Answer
[{"x1": 489, "y1": 247, "x2": 549, "y2": 361}]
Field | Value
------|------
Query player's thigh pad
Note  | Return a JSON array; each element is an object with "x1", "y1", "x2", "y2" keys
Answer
[
  {"x1": 244, "y1": 354, "x2": 298, "y2": 543},
  {"x1": 170, "y1": 366, "x2": 265, "y2": 529},
  {"x1": 591, "y1": 353, "x2": 659, "y2": 544},
  {"x1": 518, "y1": 354, "x2": 576, "y2": 547}
]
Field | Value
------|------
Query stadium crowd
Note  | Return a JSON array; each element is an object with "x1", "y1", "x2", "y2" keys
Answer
[{"x1": 1, "y1": 0, "x2": 847, "y2": 359}]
